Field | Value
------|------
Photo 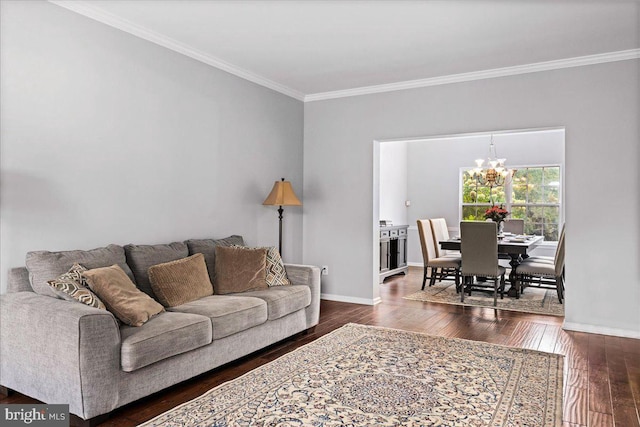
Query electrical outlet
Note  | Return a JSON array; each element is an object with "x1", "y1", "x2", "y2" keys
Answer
[{"x1": 321, "y1": 265, "x2": 329, "y2": 276}]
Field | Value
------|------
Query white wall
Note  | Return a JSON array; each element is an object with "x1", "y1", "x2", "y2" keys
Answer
[
  {"x1": 379, "y1": 141, "x2": 408, "y2": 226},
  {"x1": 405, "y1": 130, "x2": 564, "y2": 265},
  {"x1": 0, "y1": 1, "x2": 304, "y2": 292},
  {"x1": 304, "y1": 60, "x2": 640, "y2": 338}
]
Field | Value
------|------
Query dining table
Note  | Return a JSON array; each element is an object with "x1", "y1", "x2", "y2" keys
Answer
[{"x1": 439, "y1": 234, "x2": 544, "y2": 297}]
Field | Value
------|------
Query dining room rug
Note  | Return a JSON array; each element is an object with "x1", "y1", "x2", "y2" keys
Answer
[
  {"x1": 404, "y1": 280, "x2": 564, "y2": 316},
  {"x1": 139, "y1": 323, "x2": 564, "y2": 427}
]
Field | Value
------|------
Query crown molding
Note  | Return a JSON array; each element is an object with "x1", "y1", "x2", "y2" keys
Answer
[
  {"x1": 47, "y1": 1, "x2": 639, "y2": 104},
  {"x1": 305, "y1": 49, "x2": 640, "y2": 102},
  {"x1": 48, "y1": 0, "x2": 306, "y2": 101}
]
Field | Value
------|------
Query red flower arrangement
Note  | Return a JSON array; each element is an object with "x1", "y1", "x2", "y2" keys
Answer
[{"x1": 484, "y1": 204, "x2": 509, "y2": 222}]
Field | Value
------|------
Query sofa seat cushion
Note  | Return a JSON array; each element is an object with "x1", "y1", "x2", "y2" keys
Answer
[
  {"x1": 232, "y1": 285, "x2": 311, "y2": 321},
  {"x1": 169, "y1": 295, "x2": 267, "y2": 340},
  {"x1": 120, "y1": 311, "x2": 212, "y2": 372}
]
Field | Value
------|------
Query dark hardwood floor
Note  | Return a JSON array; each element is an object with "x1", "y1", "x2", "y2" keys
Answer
[{"x1": 2, "y1": 267, "x2": 639, "y2": 426}]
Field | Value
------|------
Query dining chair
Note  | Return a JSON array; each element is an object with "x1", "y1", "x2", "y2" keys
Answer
[
  {"x1": 429, "y1": 218, "x2": 458, "y2": 258},
  {"x1": 524, "y1": 223, "x2": 565, "y2": 264},
  {"x1": 460, "y1": 221, "x2": 506, "y2": 306},
  {"x1": 503, "y1": 219, "x2": 524, "y2": 235},
  {"x1": 417, "y1": 219, "x2": 461, "y2": 291},
  {"x1": 514, "y1": 224, "x2": 565, "y2": 303}
]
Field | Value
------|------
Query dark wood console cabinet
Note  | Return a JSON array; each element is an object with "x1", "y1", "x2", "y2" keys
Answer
[{"x1": 379, "y1": 225, "x2": 408, "y2": 282}]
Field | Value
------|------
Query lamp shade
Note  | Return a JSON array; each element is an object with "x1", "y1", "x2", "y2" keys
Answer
[{"x1": 263, "y1": 178, "x2": 302, "y2": 206}]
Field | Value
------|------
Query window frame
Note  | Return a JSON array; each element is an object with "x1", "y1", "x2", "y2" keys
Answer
[{"x1": 459, "y1": 163, "x2": 563, "y2": 242}]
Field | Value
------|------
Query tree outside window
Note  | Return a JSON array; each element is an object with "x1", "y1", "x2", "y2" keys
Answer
[{"x1": 461, "y1": 166, "x2": 561, "y2": 241}]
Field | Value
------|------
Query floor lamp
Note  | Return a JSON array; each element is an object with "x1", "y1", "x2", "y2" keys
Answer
[{"x1": 263, "y1": 178, "x2": 302, "y2": 257}]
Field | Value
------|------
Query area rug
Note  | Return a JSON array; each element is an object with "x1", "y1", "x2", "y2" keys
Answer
[
  {"x1": 139, "y1": 323, "x2": 563, "y2": 427},
  {"x1": 404, "y1": 280, "x2": 564, "y2": 316}
]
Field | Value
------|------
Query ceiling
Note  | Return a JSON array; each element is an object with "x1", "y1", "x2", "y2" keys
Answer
[{"x1": 51, "y1": 1, "x2": 639, "y2": 100}]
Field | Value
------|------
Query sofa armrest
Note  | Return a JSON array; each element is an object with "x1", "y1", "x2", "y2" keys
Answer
[
  {"x1": 8, "y1": 267, "x2": 32, "y2": 293},
  {"x1": 284, "y1": 264, "x2": 321, "y2": 328},
  {"x1": 0, "y1": 292, "x2": 121, "y2": 419}
]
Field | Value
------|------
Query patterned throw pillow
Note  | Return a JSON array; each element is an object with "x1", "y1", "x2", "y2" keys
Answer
[
  {"x1": 47, "y1": 263, "x2": 107, "y2": 310},
  {"x1": 265, "y1": 247, "x2": 290, "y2": 287}
]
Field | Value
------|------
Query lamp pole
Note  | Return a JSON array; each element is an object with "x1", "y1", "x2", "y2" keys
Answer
[{"x1": 277, "y1": 205, "x2": 284, "y2": 255}]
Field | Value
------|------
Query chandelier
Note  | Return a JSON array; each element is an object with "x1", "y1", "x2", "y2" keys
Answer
[{"x1": 471, "y1": 135, "x2": 513, "y2": 188}]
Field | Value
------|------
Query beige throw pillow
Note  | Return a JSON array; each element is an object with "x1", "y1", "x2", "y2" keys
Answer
[
  {"x1": 214, "y1": 246, "x2": 268, "y2": 294},
  {"x1": 148, "y1": 253, "x2": 213, "y2": 307},
  {"x1": 83, "y1": 264, "x2": 164, "y2": 327}
]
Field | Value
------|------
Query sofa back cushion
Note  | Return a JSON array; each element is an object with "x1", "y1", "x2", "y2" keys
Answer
[
  {"x1": 214, "y1": 246, "x2": 268, "y2": 294},
  {"x1": 185, "y1": 235, "x2": 244, "y2": 284},
  {"x1": 26, "y1": 244, "x2": 134, "y2": 299},
  {"x1": 83, "y1": 264, "x2": 164, "y2": 327},
  {"x1": 148, "y1": 253, "x2": 213, "y2": 307},
  {"x1": 124, "y1": 242, "x2": 188, "y2": 298}
]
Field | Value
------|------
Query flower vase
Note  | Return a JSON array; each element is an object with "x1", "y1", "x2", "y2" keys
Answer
[{"x1": 497, "y1": 221, "x2": 504, "y2": 234}]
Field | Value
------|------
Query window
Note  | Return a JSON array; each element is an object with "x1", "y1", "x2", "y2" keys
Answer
[{"x1": 461, "y1": 165, "x2": 562, "y2": 241}]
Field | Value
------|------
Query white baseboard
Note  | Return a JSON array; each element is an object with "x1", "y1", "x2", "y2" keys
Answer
[
  {"x1": 408, "y1": 262, "x2": 422, "y2": 267},
  {"x1": 321, "y1": 293, "x2": 380, "y2": 306},
  {"x1": 563, "y1": 321, "x2": 640, "y2": 339}
]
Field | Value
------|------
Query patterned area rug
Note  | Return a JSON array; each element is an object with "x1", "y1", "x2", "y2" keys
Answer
[
  {"x1": 140, "y1": 323, "x2": 564, "y2": 427},
  {"x1": 404, "y1": 280, "x2": 564, "y2": 316}
]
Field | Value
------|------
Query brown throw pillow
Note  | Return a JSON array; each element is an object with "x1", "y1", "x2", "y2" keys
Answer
[
  {"x1": 148, "y1": 253, "x2": 213, "y2": 307},
  {"x1": 185, "y1": 235, "x2": 245, "y2": 284},
  {"x1": 214, "y1": 246, "x2": 268, "y2": 294},
  {"x1": 83, "y1": 264, "x2": 164, "y2": 327}
]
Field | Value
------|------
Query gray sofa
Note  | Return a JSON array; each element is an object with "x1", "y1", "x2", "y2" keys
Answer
[{"x1": 0, "y1": 238, "x2": 321, "y2": 425}]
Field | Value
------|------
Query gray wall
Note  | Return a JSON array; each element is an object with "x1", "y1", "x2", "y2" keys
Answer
[
  {"x1": 304, "y1": 60, "x2": 640, "y2": 337},
  {"x1": 379, "y1": 141, "x2": 408, "y2": 226},
  {"x1": 0, "y1": 1, "x2": 304, "y2": 292}
]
